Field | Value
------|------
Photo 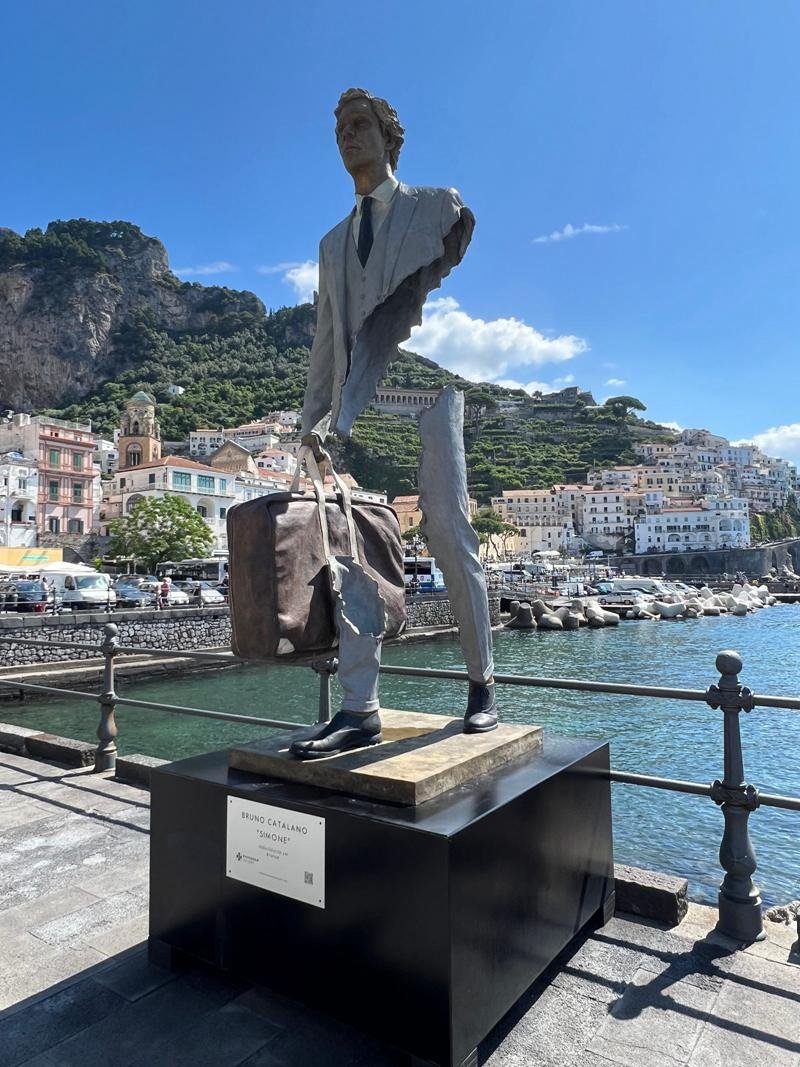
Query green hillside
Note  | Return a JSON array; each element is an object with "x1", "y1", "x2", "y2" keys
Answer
[{"x1": 49, "y1": 302, "x2": 671, "y2": 501}]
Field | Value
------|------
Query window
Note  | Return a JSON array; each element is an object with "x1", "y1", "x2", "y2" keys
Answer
[
  {"x1": 48, "y1": 480, "x2": 59, "y2": 501},
  {"x1": 197, "y1": 475, "x2": 214, "y2": 491},
  {"x1": 119, "y1": 477, "x2": 126, "y2": 488},
  {"x1": 148, "y1": 473, "x2": 156, "y2": 485},
  {"x1": 196, "y1": 504, "x2": 208, "y2": 518},
  {"x1": 125, "y1": 445, "x2": 142, "y2": 467},
  {"x1": 72, "y1": 482, "x2": 83, "y2": 502},
  {"x1": 72, "y1": 453, "x2": 83, "y2": 471},
  {"x1": 67, "y1": 518, "x2": 84, "y2": 534},
  {"x1": 48, "y1": 517, "x2": 60, "y2": 534},
  {"x1": 219, "y1": 507, "x2": 227, "y2": 519},
  {"x1": 49, "y1": 448, "x2": 60, "y2": 466},
  {"x1": 172, "y1": 471, "x2": 191, "y2": 489},
  {"x1": 219, "y1": 479, "x2": 227, "y2": 492},
  {"x1": 17, "y1": 477, "x2": 26, "y2": 491},
  {"x1": 10, "y1": 504, "x2": 23, "y2": 522}
]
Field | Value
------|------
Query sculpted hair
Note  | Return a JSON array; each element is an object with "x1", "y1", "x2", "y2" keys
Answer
[{"x1": 335, "y1": 88, "x2": 405, "y2": 171}]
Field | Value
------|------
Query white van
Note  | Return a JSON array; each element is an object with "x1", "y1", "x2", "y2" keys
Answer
[{"x1": 45, "y1": 570, "x2": 117, "y2": 611}]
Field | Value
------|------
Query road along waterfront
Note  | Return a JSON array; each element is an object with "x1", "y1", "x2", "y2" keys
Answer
[{"x1": 3, "y1": 604, "x2": 799, "y2": 907}]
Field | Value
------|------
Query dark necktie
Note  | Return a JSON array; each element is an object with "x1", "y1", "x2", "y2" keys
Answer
[{"x1": 357, "y1": 195, "x2": 374, "y2": 267}]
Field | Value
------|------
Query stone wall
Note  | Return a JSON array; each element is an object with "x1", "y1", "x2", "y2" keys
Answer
[
  {"x1": 0, "y1": 595, "x2": 500, "y2": 667},
  {"x1": 0, "y1": 607, "x2": 230, "y2": 666},
  {"x1": 619, "y1": 538, "x2": 800, "y2": 579},
  {"x1": 405, "y1": 594, "x2": 500, "y2": 629}
]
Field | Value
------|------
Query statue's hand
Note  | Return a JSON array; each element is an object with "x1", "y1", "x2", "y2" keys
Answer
[{"x1": 301, "y1": 432, "x2": 330, "y2": 465}]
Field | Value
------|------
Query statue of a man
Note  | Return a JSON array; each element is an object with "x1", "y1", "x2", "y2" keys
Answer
[{"x1": 291, "y1": 88, "x2": 498, "y2": 759}]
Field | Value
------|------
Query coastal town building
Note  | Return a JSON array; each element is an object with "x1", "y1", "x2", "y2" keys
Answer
[
  {"x1": 102, "y1": 457, "x2": 237, "y2": 551},
  {"x1": 0, "y1": 453, "x2": 38, "y2": 547},
  {"x1": 255, "y1": 448, "x2": 298, "y2": 475},
  {"x1": 0, "y1": 414, "x2": 98, "y2": 537},
  {"x1": 634, "y1": 496, "x2": 750, "y2": 554},
  {"x1": 372, "y1": 388, "x2": 442, "y2": 416},
  {"x1": 117, "y1": 391, "x2": 161, "y2": 469}
]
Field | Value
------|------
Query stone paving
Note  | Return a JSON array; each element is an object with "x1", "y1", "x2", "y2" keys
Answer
[{"x1": 1, "y1": 749, "x2": 799, "y2": 1066}]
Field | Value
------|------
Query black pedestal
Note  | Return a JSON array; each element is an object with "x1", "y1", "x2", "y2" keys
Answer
[{"x1": 149, "y1": 737, "x2": 613, "y2": 1067}]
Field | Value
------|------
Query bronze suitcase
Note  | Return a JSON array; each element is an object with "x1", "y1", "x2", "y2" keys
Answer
[{"x1": 227, "y1": 488, "x2": 406, "y2": 660}]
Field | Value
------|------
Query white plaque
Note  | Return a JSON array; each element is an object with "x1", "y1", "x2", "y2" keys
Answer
[{"x1": 226, "y1": 796, "x2": 325, "y2": 908}]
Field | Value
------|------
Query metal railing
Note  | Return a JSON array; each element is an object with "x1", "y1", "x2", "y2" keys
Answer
[{"x1": 0, "y1": 624, "x2": 798, "y2": 944}]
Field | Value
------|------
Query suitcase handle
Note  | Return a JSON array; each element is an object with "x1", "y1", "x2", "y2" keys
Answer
[{"x1": 292, "y1": 445, "x2": 360, "y2": 565}]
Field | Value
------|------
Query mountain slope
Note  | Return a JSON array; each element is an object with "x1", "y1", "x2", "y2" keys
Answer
[{"x1": 0, "y1": 218, "x2": 674, "y2": 501}]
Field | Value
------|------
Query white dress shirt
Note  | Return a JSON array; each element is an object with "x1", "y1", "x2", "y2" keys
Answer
[{"x1": 352, "y1": 174, "x2": 399, "y2": 248}]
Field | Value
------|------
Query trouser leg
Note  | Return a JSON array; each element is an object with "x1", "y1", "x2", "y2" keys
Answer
[
  {"x1": 329, "y1": 555, "x2": 385, "y2": 714},
  {"x1": 418, "y1": 385, "x2": 494, "y2": 685},
  {"x1": 289, "y1": 555, "x2": 384, "y2": 758}
]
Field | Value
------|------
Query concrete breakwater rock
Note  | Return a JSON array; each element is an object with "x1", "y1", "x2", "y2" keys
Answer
[
  {"x1": 504, "y1": 582, "x2": 781, "y2": 631},
  {"x1": 0, "y1": 597, "x2": 500, "y2": 667}
]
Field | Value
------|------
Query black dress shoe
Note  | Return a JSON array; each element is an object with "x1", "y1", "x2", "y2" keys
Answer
[
  {"x1": 464, "y1": 681, "x2": 499, "y2": 734},
  {"x1": 289, "y1": 710, "x2": 382, "y2": 760}
]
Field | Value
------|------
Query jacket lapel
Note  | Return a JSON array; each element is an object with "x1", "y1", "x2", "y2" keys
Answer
[{"x1": 382, "y1": 183, "x2": 418, "y2": 295}]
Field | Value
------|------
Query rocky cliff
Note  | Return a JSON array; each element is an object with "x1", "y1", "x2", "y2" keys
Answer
[{"x1": 0, "y1": 220, "x2": 264, "y2": 409}]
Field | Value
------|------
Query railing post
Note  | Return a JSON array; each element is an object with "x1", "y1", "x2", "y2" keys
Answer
[
  {"x1": 95, "y1": 622, "x2": 120, "y2": 772},
  {"x1": 705, "y1": 650, "x2": 766, "y2": 942},
  {"x1": 311, "y1": 657, "x2": 338, "y2": 724}
]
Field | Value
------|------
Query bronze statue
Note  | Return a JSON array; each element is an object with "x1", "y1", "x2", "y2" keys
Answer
[{"x1": 292, "y1": 89, "x2": 497, "y2": 759}]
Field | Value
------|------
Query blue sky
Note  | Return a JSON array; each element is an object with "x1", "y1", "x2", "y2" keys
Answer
[{"x1": 2, "y1": 2, "x2": 799, "y2": 459}]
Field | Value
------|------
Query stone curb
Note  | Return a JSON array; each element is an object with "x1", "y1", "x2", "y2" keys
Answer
[
  {"x1": 614, "y1": 862, "x2": 689, "y2": 926},
  {"x1": 115, "y1": 753, "x2": 169, "y2": 788},
  {"x1": 0, "y1": 722, "x2": 96, "y2": 766}
]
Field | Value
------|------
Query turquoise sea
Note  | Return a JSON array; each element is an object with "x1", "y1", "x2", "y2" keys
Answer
[{"x1": 3, "y1": 604, "x2": 799, "y2": 906}]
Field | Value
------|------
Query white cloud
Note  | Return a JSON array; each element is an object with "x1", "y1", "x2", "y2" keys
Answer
[
  {"x1": 174, "y1": 260, "x2": 238, "y2": 277},
  {"x1": 532, "y1": 222, "x2": 628, "y2": 245},
  {"x1": 733, "y1": 423, "x2": 800, "y2": 464},
  {"x1": 657, "y1": 421, "x2": 683, "y2": 432},
  {"x1": 605, "y1": 377, "x2": 626, "y2": 386},
  {"x1": 408, "y1": 297, "x2": 587, "y2": 382},
  {"x1": 257, "y1": 260, "x2": 319, "y2": 303}
]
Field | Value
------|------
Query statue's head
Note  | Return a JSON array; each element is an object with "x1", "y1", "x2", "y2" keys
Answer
[{"x1": 334, "y1": 88, "x2": 405, "y2": 176}]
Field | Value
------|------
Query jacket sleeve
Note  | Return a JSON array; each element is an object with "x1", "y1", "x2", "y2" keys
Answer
[{"x1": 299, "y1": 244, "x2": 334, "y2": 439}]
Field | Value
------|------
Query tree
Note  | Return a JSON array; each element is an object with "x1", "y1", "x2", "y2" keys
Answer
[
  {"x1": 604, "y1": 395, "x2": 647, "y2": 422},
  {"x1": 472, "y1": 509, "x2": 518, "y2": 560},
  {"x1": 402, "y1": 524, "x2": 427, "y2": 545},
  {"x1": 109, "y1": 495, "x2": 214, "y2": 571}
]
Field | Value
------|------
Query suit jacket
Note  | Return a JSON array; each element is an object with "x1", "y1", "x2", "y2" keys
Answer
[{"x1": 300, "y1": 182, "x2": 474, "y2": 439}]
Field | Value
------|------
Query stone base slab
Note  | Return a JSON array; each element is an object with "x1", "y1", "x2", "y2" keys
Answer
[{"x1": 229, "y1": 708, "x2": 543, "y2": 806}]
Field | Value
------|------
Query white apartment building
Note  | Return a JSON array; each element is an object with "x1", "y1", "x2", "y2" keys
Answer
[
  {"x1": 189, "y1": 430, "x2": 226, "y2": 457},
  {"x1": 634, "y1": 496, "x2": 750, "y2": 554},
  {"x1": 104, "y1": 457, "x2": 237, "y2": 551},
  {"x1": 0, "y1": 453, "x2": 38, "y2": 547},
  {"x1": 190, "y1": 423, "x2": 283, "y2": 458},
  {"x1": 492, "y1": 486, "x2": 580, "y2": 554},
  {"x1": 255, "y1": 448, "x2": 298, "y2": 475},
  {"x1": 94, "y1": 439, "x2": 119, "y2": 475},
  {"x1": 577, "y1": 489, "x2": 641, "y2": 547}
]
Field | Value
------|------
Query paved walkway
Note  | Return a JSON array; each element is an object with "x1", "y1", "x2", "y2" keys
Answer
[{"x1": 1, "y1": 749, "x2": 798, "y2": 1066}]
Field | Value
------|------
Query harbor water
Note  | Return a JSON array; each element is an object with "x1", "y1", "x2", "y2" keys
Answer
[{"x1": 4, "y1": 604, "x2": 799, "y2": 906}]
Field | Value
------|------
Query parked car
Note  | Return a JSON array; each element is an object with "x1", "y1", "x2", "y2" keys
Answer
[
  {"x1": 43, "y1": 570, "x2": 117, "y2": 611},
  {"x1": 164, "y1": 586, "x2": 190, "y2": 606},
  {"x1": 173, "y1": 580, "x2": 226, "y2": 606},
  {"x1": 113, "y1": 579, "x2": 156, "y2": 609},
  {"x1": 3, "y1": 580, "x2": 62, "y2": 613}
]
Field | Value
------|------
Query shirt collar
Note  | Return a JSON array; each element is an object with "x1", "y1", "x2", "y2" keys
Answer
[{"x1": 355, "y1": 174, "x2": 399, "y2": 209}]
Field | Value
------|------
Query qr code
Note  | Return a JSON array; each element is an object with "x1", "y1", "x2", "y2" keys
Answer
[{"x1": 304, "y1": 871, "x2": 314, "y2": 885}]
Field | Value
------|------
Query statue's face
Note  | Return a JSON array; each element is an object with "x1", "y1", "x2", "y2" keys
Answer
[{"x1": 335, "y1": 99, "x2": 388, "y2": 175}]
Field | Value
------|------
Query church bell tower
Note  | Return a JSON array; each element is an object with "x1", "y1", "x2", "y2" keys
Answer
[{"x1": 118, "y1": 390, "x2": 161, "y2": 469}]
